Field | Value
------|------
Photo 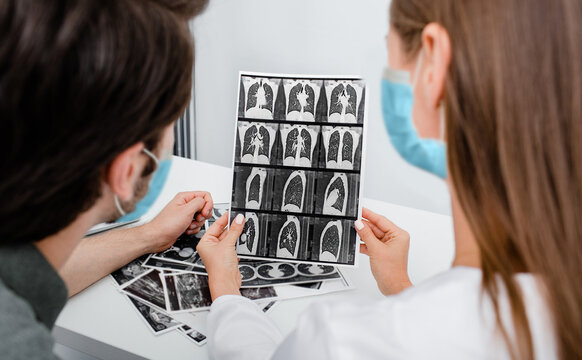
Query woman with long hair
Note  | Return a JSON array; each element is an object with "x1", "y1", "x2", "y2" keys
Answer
[{"x1": 197, "y1": 0, "x2": 582, "y2": 358}]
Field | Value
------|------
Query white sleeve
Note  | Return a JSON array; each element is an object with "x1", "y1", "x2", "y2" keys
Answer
[
  {"x1": 208, "y1": 296, "x2": 410, "y2": 360},
  {"x1": 269, "y1": 301, "x2": 336, "y2": 360},
  {"x1": 207, "y1": 295, "x2": 283, "y2": 360},
  {"x1": 270, "y1": 300, "x2": 409, "y2": 360}
]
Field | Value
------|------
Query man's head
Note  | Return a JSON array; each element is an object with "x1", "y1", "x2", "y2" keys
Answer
[{"x1": 0, "y1": 0, "x2": 208, "y2": 244}]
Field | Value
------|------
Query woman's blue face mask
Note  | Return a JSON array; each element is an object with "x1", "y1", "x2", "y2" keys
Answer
[
  {"x1": 115, "y1": 149, "x2": 173, "y2": 222},
  {"x1": 381, "y1": 54, "x2": 447, "y2": 179}
]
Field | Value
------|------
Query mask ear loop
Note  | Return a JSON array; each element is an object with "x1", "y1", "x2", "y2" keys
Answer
[
  {"x1": 412, "y1": 50, "x2": 446, "y2": 143},
  {"x1": 114, "y1": 195, "x2": 127, "y2": 216},
  {"x1": 142, "y1": 148, "x2": 160, "y2": 166},
  {"x1": 411, "y1": 50, "x2": 424, "y2": 89}
]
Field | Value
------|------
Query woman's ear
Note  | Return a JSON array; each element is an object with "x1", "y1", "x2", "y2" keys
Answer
[
  {"x1": 420, "y1": 23, "x2": 451, "y2": 109},
  {"x1": 106, "y1": 143, "x2": 144, "y2": 200}
]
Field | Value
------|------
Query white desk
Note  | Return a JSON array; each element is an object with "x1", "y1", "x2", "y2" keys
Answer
[{"x1": 53, "y1": 156, "x2": 455, "y2": 360}]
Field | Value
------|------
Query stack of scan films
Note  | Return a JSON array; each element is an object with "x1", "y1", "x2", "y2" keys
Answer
[
  {"x1": 110, "y1": 204, "x2": 353, "y2": 345},
  {"x1": 111, "y1": 254, "x2": 279, "y2": 345}
]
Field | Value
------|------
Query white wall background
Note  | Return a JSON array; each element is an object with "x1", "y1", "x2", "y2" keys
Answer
[{"x1": 192, "y1": 0, "x2": 451, "y2": 215}]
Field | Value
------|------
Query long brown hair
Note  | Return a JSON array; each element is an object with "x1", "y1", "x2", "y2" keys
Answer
[{"x1": 390, "y1": 0, "x2": 582, "y2": 358}]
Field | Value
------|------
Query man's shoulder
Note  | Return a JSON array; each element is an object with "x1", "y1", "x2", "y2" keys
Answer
[{"x1": 0, "y1": 279, "x2": 58, "y2": 360}]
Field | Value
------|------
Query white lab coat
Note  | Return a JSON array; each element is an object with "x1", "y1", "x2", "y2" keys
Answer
[{"x1": 208, "y1": 267, "x2": 556, "y2": 359}]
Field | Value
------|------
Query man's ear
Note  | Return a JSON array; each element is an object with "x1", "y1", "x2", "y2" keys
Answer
[
  {"x1": 420, "y1": 23, "x2": 451, "y2": 109},
  {"x1": 106, "y1": 143, "x2": 144, "y2": 200}
]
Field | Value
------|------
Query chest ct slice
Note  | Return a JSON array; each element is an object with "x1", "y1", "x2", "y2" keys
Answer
[
  {"x1": 325, "y1": 80, "x2": 363, "y2": 124},
  {"x1": 322, "y1": 127, "x2": 360, "y2": 170},
  {"x1": 280, "y1": 125, "x2": 318, "y2": 167},
  {"x1": 239, "y1": 122, "x2": 277, "y2": 164},
  {"x1": 277, "y1": 216, "x2": 301, "y2": 259},
  {"x1": 237, "y1": 212, "x2": 259, "y2": 255},
  {"x1": 281, "y1": 170, "x2": 306, "y2": 213},
  {"x1": 243, "y1": 77, "x2": 279, "y2": 119},
  {"x1": 284, "y1": 79, "x2": 320, "y2": 121},
  {"x1": 323, "y1": 173, "x2": 348, "y2": 216},
  {"x1": 320, "y1": 220, "x2": 342, "y2": 262},
  {"x1": 245, "y1": 168, "x2": 267, "y2": 209}
]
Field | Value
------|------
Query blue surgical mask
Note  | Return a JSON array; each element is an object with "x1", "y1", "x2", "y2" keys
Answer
[
  {"x1": 381, "y1": 55, "x2": 447, "y2": 179},
  {"x1": 115, "y1": 149, "x2": 173, "y2": 222}
]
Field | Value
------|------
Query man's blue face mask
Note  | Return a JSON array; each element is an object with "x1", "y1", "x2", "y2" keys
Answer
[
  {"x1": 115, "y1": 148, "x2": 173, "y2": 222},
  {"x1": 381, "y1": 54, "x2": 447, "y2": 179}
]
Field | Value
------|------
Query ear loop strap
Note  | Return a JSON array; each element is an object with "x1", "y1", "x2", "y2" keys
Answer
[
  {"x1": 408, "y1": 50, "x2": 425, "y2": 134},
  {"x1": 412, "y1": 50, "x2": 446, "y2": 142},
  {"x1": 142, "y1": 148, "x2": 160, "y2": 166},
  {"x1": 114, "y1": 195, "x2": 127, "y2": 216},
  {"x1": 411, "y1": 50, "x2": 424, "y2": 89}
]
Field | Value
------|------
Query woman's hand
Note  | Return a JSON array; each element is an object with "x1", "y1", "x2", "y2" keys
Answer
[
  {"x1": 355, "y1": 207, "x2": 412, "y2": 295},
  {"x1": 142, "y1": 191, "x2": 213, "y2": 253},
  {"x1": 196, "y1": 212, "x2": 245, "y2": 301}
]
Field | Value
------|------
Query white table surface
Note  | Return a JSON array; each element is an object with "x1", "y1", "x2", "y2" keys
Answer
[{"x1": 54, "y1": 156, "x2": 455, "y2": 360}]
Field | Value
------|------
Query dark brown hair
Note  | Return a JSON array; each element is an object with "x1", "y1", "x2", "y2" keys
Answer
[
  {"x1": 391, "y1": 0, "x2": 582, "y2": 358},
  {"x1": 0, "y1": 0, "x2": 207, "y2": 244}
]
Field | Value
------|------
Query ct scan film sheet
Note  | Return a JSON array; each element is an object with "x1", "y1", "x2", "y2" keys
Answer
[{"x1": 229, "y1": 71, "x2": 367, "y2": 267}]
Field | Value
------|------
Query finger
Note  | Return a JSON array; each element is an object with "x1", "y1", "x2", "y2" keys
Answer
[
  {"x1": 189, "y1": 191, "x2": 214, "y2": 218},
  {"x1": 354, "y1": 219, "x2": 383, "y2": 252},
  {"x1": 359, "y1": 243, "x2": 369, "y2": 256},
  {"x1": 173, "y1": 191, "x2": 200, "y2": 204},
  {"x1": 218, "y1": 214, "x2": 241, "y2": 241},
  {"x1": 189, "y1": 220, "x2": 205, "y2": 229},
  {"x1": 186, "y1": 228, "x2": 200, "y2": 235},
  {"x1": 362, "y1": 207, "x2": 399, "y2": 234},
  {"x1": 183, "y1": 197, "x2": 206, "y2": 215},
  {"x1": 200, "y1": 192, "x2": 214, "y2": 218},
  {"x1": 173, "y1": 192, "x2": 213, "y2": 218},
  {"x1": 362, "y1": 219, "x2": 385, "y2": 239},
  {"x1": 222, "y1": 213, "x2": 245, "y2": 247},
  {"x1": 191, "y1": 220, "x2": 205, "y2": 228},
  {"x1": 195, "y1": 213, "x2": 206, "y2": 222},
  {"x1": 205, "y1": 213, "x2": 229, "y2": 237}
]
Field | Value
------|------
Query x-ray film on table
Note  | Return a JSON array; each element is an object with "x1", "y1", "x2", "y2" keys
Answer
[{"x1": 230, "y1": 71, "x2": 367, "y2": 267}]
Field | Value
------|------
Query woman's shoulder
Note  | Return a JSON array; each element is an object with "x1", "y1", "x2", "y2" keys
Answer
[
  {"x1": 394, "y1": 266, "x2": 485, "y2": 308},
  {"x1": 324, "y1": 267, "x2": 486, "y2": 320}
]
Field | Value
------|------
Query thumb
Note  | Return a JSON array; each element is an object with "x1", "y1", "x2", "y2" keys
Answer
[
  {"x1": 355, "y1": 220, "x2": 382, "y2": 252},
  {"x1": 223, "y1": 213, "x2": 245, "y2": 247}
]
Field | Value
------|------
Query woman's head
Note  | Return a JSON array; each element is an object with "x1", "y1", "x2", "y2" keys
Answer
[
  {"x1": 386, "y1": 1, "x2": 443, "y2": 139},
  {"x1": 389, "y1": 0, "x2": 582, "y2": 358}
]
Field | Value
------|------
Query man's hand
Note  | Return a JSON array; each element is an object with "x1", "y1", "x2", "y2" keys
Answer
[
  {"x1": 355, "y1": 207, "x2": 412, "y2": 295},
  {"x1": 141, "y1": 191, "x2": 213, "y2": 253},
  {"x1": 196, "y1": 212, "x2": 245, "y2": 301}
]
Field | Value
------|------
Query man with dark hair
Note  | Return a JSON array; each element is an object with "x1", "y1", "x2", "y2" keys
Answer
[{"x1": 0, "y1": 0, "x2": 209, "y2": 357}]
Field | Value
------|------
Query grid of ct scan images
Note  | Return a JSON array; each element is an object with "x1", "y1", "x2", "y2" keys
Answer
[{"x1": 230, "y1": 72, "x2": 367, "y2": 266}]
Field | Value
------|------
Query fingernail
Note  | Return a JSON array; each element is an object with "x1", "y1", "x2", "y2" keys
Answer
[
  {"x1": 235, "y1": 214, "x2": 244, "y2": 224},
  {"x1": 354, "y1": 220, "x2": 364, "y2": 230},
  {"x1": 206, "y1": 209, "x2": 212, "y2": 216}
]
